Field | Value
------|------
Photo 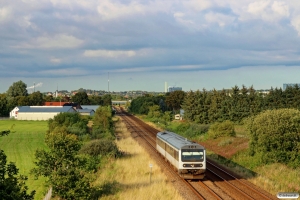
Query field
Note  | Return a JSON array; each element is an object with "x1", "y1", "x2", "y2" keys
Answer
[
  {"x1": 0, "y1": 120, "x2": 48, "y2": 200},
  {"x1": 93, "y1": 118, "x2": 183, "y2": 200}
]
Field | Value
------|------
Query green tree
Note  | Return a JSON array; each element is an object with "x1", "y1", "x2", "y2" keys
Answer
[
  {"x1": 89, "y1": 95, "x2": 103, "y2": 105},
  {"x1": 208, "y1": 89, "x2": 223, "y2": 122},
  {"x1": 162, "y1": 111, "x2": 172, "y2": 126},
  {"x1": 165, "y1": 91, "x2": 186, "y2": 113},
  {"x1": 148, "y1": 105, "x2": 161, "y2": 119},
  {"x1": 93, "y1": 106, "x2": 113, "y2": 132},
  {"x1": 29, "y1": 91, "x2": 44, "y2": 106},
  {"x1": 79, "y1": 139, "x2": 120, "y2": 157},
  {"x1": 44, "y1": 95, "x2": 54, "y2": 102},
  {"x1": 207, "y1": 120, "x2": 235, "y2": 139},
  {"x1": 102, "y1": 94, "x2": 112, "y2": 106},
  {"x1": 48, "y1": 112, "x2": 88, "y2": 134},
  {"x1": 0, "y1": 130, "x2": 35, "y2": 199},
  {"x1": 228, "y1": 85, "x2": 240, "y2": 122},
  {"x1": 72, "y1": 92, "x2": 90, "y2": 105},
  {"x1": 0, "y1": 94, "x2": 8, "y2": 116},
  {"x1": 129, "y1": 95, "x2": 163, "y2": 114},
  {"x1": 31, "y1": 132, "x2": 92, "y2": 199},
  {"x1": 7, "y1": 97, "x2": 19, "y2": 114},
  {"x1": 17, "y1": 96, "x2": 30, "y2": 106},
  {"x1": 6, "y1": 80, "x2": 28, "y2": 98},
  {"x1": 247, "y1": 108, "x2": 300, "y2": 167},
  {"x1": 182, "y1": 90, "x2": 197, "y2": 121}
]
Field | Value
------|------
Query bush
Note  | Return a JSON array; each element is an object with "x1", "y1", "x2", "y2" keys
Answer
[
  {"x1": 79, "y1": 154, "x2": 102, "y2": 172},
  {"x1": 184, "y1": 124, "x2": 210, "y2": 139},
  {"x1": 208, "y1": 120, "x2": 235, "y2": 139},
  {"x1": 49, "y1": 112, "x2": 87, "y2": 132},
  {"x1": 79, "y1": 139, "x2": 120, "y2": 157},
  {"x1": 247, "y1": 108, "x2": 300, "y2": 167},
  {"x1": 90, "y1": 126, "x2": 115, "y2": 140},
  {"x1": 176, "y1": 123, "x2": 191, "y2": 134},
  {"x1": 67, "y1": 126, "x2": 87, "y2": 136}
]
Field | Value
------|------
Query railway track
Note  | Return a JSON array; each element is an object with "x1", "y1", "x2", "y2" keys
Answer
[{"x1": 115, "y1": 107, "x2": 277, "y2": 200}]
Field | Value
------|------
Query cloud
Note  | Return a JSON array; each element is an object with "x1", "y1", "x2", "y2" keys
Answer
[
  {"x1": 272, "y1": 1, "x2": 289, "y2": 17},
  {"x1": 50, "y1": 57, "x2": 62, "y2": 64},
  {"x1": 15, "y1": 34, "x2": 83, "y2": 49},
  {"x1": 96, "y1": 0, "x2": 171, "y2": 21},
  {"x1": 37, "y1": 68, "x2": 87, "y2": 76},
  {"x1": 97, "y1": 1, "x2": 143, "y2": 20},
  {"x1": 83, "y1": 49, "x2": 137, "y2": 58},
  {"x1": 111, "y1": 64, "x2": 207, "y2": 73},
  {"x1": 247, "y1": 1, "x2": 270, "y2": 15},
  {"x1": 1, "y1": 0, "x2": 300, "y2": 93},
  {"x1": 291, "y1": 16, "x2": 300, "y2": 35},
  {"x1": 205, "y1": 12, "x2": 235, "y2": 27},
  {"x1": 245, "y1": 0, "x2": 290, "y2": 22},
  {"x1": 0, "y1": 7, "x2": 11, "y2": 22},
  {"x1": 173, "y1": 12, "x2": 195, "y2": 27},
  {"x1": 182, "y1": 0, "x2": 212, "y2": 12}
]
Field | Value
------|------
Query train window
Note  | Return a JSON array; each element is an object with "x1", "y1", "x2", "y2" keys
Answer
[
  {"x1": 175, "y1": 150, "x2": 179, "y2": 161},
  {"x1": 181, "y1": 149, "x2": 204, "y2": 162},
  {"x1": 157, "y1": 138, "x2": 165, "y2": 149},
  {"x1": 166, "y1": 145, "x2": 176, "y2": 158}
]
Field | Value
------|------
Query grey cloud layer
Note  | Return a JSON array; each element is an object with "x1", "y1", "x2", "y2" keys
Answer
[{"x1": 1, "y1": 0, "x2": 300, "y2": 79}]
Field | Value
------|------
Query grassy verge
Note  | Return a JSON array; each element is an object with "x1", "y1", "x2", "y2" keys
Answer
[
  {"x1": 0, "y1": 120, "x2": 48, "y2": 200},
  {"x1": 93, "y1": 117, "x2": 183, "y2": 200}
]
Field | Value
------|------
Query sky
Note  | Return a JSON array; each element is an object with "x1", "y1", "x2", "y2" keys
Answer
[{"x1": 1, "y1": 0, "x2": 300, "y2": 93}]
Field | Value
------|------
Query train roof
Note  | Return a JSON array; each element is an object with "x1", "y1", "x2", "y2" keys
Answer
[{"x1": 157, "y1": 131, "x2": 203, "y2": 150}]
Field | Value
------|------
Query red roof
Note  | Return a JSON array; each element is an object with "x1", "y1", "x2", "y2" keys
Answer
[{"x1": 44, "y1": 102, "x2": 65, "y2": 106}]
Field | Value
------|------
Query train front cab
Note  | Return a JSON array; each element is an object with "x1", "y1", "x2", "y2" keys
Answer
[{"x1": 179, "y1": 145, "x2": 206, "y2": 180}]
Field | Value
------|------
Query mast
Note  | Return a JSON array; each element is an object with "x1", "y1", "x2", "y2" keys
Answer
[{"x1": 108, "y1": 72, "x2": 109, "y2": 93}]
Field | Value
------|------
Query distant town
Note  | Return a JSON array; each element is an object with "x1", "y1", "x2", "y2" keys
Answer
[
  {"x1": 42, "y1": 89, "x2": 165, "y2": 100},
  {"x1": 38, "y1": 86, "x2": 185, "y2": 99},
  {"x1": 29, "y1": 83, "x2": 299, "y2": 100}
]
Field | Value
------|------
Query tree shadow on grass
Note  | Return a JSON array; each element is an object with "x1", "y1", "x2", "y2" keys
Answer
[
  {"x1": 116, "y1": 151, "x2": 137, "y2": 160},
  {"x1": 91, "y1": 181, "x2": 121, "y2": 199},
  {"x1": 91, "y1": 179, "x2": 165, "y2": 199}
]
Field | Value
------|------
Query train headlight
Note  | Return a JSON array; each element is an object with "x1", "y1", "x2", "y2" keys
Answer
[{"x1": 183, "y1": 164, "x2": 203, "y2": 167}]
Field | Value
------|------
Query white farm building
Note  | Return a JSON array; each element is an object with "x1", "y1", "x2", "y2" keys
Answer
[
  {"x1": 16, "y1": 106, "x2": 76, "y2": 120},
  {"x1": 10, "y1": 106, "x2": 20, "y2": 118}
]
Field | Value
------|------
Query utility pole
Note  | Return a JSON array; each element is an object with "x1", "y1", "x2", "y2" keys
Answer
[{"x1": 108, "y1": 72, "x2": 110, "y2": 93}]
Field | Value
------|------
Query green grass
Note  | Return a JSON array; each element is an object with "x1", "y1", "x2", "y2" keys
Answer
[{"x1": 0, "y1": 120, "x2": 49, "y2": 200}]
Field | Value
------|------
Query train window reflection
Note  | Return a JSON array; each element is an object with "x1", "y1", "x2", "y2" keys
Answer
[{"x1": 181, "y1": 150, "x2": 204, "y2": 162}]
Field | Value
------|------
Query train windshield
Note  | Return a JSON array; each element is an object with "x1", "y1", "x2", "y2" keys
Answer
[{"x1": 181, "y1": 149, "x2": 204, "y2": 162}]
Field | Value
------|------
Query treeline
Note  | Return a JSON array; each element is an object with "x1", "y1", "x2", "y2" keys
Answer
[
  {"x1": 31, "y1": 106, "x2": 121, "y2": 199},
  {"x1": 130, "y1": 85, "x2": 300, "y2": 124},
  {"x1": 182, "y1": 85, "x2": 300, "y2": 123},
  {"x1": 129, "y1": 85, "x2": 300, "y2": 168},
  {"x1": 0, "y1": 80, "x2": 112, "y2": 117}
]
